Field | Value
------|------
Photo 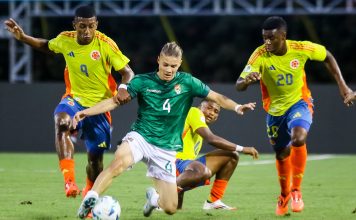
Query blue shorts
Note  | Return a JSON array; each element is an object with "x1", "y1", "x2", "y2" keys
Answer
[
  {"x1": 175, "y1": 156, "x2": 210, "y2": 189},
  {"x1": 54, "y1": 96, "x2": 112, "y2": 154},
  {"x1": 266, "y1": 100, "x2": 313, "y2": 151}
]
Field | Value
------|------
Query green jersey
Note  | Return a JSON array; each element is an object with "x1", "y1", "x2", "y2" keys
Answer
[{"x1": 127, "y1": 71, "x2": 210, "y2": 151}]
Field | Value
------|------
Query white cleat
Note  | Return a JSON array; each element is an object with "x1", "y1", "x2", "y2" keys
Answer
[
  {"x1": 143, "y1": 187, "x2": 158, "y2": 217},
  {"x1": 77, "y1": 191, "x2": 99, "y2": 219},
  {"x1": 203, "y1": 200, "x2": 237, "y2": 210}
]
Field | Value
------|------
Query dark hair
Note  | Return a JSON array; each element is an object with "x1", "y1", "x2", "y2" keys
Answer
[
  {"x1": 160, "y1": 42, "x2": 183, "y2": 58},
  {"x1": 75, "y1": 5, "x2": 96, "y2": 18},
  {"x1": 262, "y1": 16, "x2": 287, "y2": 31}
]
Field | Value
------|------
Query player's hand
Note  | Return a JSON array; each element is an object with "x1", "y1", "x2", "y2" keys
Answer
[
  {"x1": 236, "y1": 102, "x2": 256, "y2": 115},
  {"x1": 4, "y1": 18, "x2": 25, "y2": 40},
  {"x1": 114, "y1": 89, "x2": 131, "y2": 104},
  {"x1": 242, "y1": 147, "x2": 259, "y2": 159},
  {"x1": 343, "y1": 90, "x2": 355, "y2": 107},
  {"x1": 72, "y1": 111, "x2": 87, "y2": 129},
  {"x1": 244, "y1": 72, "x2": 261, "y2": 85}
]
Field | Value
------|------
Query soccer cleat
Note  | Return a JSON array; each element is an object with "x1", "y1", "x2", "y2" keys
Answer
[
  {"x1": 65, "y1": 181, "x2": 80, "y2": 198},
  {"x1": 203, "y1": 200, "x2": 237, "y2": 210},
  {"x1": 275, "y1": 193, "x2": 291, "y2": 216},
  {"x1": 143, "y1": 187, "x2": 158, "y2": 217},
  {"x1": 291, "y1": 190, "x2": 304, "y2": 212},
  {"x1": 77, "y1": 191, "x2": 98, "y2": 219}
]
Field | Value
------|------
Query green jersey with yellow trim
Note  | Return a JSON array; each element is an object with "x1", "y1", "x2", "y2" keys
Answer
[{"x1": 127, "y1": 71, "x2": 210, "y2": 151}]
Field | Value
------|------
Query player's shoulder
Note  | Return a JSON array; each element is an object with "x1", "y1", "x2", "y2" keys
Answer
[
  {"x1": 57, "y1": 31, "x2": 76, "y2": 39},
  {"x1": 288, "y1": 39, "x2": 323, "y2": 51},
  {"x1": 95, "y1": 31, "x2": 120, "y2": 49},
  {"x1": 133, "y1": 72, "x2": 156, "y2": 80},
  {"x1": 247, "y1": 45, "x2": 268, "y2": 63}
]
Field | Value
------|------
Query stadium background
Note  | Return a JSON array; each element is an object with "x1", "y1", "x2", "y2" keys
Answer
[{"x1": 0, "y1": 0, "x2": 355, "y2": 153}]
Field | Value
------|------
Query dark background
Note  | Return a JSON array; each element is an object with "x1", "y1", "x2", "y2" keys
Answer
[{"x1": 0, "y1": 5, "x2": 355, "y2": 153}]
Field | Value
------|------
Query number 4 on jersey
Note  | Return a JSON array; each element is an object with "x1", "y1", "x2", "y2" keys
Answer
[{"x1": 163, "y1": 99, "x2": 171, "y2": 113}]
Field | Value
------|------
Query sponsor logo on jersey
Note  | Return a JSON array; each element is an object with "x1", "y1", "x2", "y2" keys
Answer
[
  {"x1": 147, "y1": 89, "x2": 162, "y2": 94},
  {"x1": 290, "y1": 59, "x2": 300, "y2": 69},
  {"x1": 67, "y1": 51, "x2": 75, "y2": 57},
  {"x1": 90, "y1": 50, "x2": 101, "y2": 60},
  {"x1": 269, "y1": 65, "x2": 276, "y2": 70},
  {"x1": 174, "y1": 84, "x2": 181, "y2": 94}
]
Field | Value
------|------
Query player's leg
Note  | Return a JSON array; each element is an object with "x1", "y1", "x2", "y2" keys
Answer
[
  {"x1": 78, "y1": 141, "x2": 134, "y2": 219},
  {"x1": 54, "y1": 97, "x2": 81, "y2": 198},
  {"x1": 153, "y1": 179, "x2": 178, "y2": 215},
  {"x1": 267, "y1": 113, "x2": 292, "y2": 216},
  {"x1": 176, "y1": 159, "x2": 210, "y2": 209},
  {"x1": 143, "y1": 142, "x2": 177, "y2": 217},
  {"x1": 81, "y1": 112, "x2": 111, "y2": 198},
  {"x1": 203, "y1": 150, "x2": 238, "y2": 210},
  {"x1": 287, "y1": 100, "x2": 312, "y2": 212}
]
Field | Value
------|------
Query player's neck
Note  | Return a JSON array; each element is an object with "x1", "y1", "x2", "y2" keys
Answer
[{"x1": 273, "y1": 42, "x2": 287, "y2": 56}]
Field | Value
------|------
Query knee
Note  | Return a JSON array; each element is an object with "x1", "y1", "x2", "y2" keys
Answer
[
  {"x1": 291, "y1": 136, "x2": 306, "y2": 147},
  {"x1": 201, "y1": 167, "x2": 212, "y2": 180},
  {"x1": 55, "y1": 113, "x2": 71, "y2": 132},
  {"x1": 230, "y1": 151, "x2": 239, "y2": 165},
  {"x1": 291, "y1": 127, "x2": 308, "y2": 147},
  {"x1": 163, "y1": 203, "x2": 177, "y2": 215}
]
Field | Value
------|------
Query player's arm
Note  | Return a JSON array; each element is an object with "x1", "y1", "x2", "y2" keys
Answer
[
  {"x1": 235, "y1": 72, "x2": 261, "y2": 91},
  {"x1": 4, "y1": 18, "x2": 52, "y2": 54},
  {"x1": 72, "y1": 97, "x2": 120, "y2": 129},
  {"x1": 115, "y1": 64, "x2": 135, "y2": 104},
  {"x1": 195, "y1": 126, "x2": 259, "y2": 159},
  {"x1": 206, "y1": 90, "x2": 256, "y2": 115},
  {"x1": 323, "y1": 50, "x2": 353, "y2": 106}
]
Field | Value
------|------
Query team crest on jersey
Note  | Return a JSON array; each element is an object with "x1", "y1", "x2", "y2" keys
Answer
[
  {"x1": 290, "y1": 59, "x2": 300, "y2": 69},
  {"x1": 67, "y1": 100, "x2": 75, "y2": 106},
  {"x1": 174, "y1": 84, "x2": 181, "y2": 94},
  {"x1": 90, "y1": 50, "x2": 101, "y2": 60}
]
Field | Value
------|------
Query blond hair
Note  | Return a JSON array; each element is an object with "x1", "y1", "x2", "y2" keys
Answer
[{"x1": 160, "y1": 42, "x2": 183, "y2": 58}]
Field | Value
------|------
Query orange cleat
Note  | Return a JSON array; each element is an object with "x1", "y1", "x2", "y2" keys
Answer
[
  {"x1": 291, "y1": 190, "x2": 304, "y2": 212},
  {"x1": 65, "y1": 181, "x2": 80, "y2": 198},
  {"x1": 275, "y1": 193, "x2": 291, "y2": 216}
]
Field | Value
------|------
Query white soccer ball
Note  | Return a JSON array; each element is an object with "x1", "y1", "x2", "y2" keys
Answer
[{"x1": 92, "y1": 195, "x2": 121, "y2": 220}]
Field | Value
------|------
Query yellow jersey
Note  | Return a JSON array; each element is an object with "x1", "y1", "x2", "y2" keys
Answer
[
  {"x1": 48, "y1": 30, "x2": 130, "y2": 107},
  {"x1": 176, "y1": 107, "x2": 208, "y2": 160},
  {"x1": 240, "y1": 40, "x2": 327, "y2": 116}
]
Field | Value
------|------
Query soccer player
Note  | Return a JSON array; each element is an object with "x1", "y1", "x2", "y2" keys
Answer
[
  {"x1": 74, "y1": 42, "x2": 256, "y2": 218},
  {"x1": 4, "y1": 5, "x2": 134, "y2": 198},
  {"x1": 176, "y1": 100, "x2": 259, "y2": 210},
  {"x1": 235, "y1": 16, "x2": 353, "y2": 216}
]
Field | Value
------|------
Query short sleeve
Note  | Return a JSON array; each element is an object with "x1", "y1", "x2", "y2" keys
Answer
[
  {"x1": 240, "y1": 47, "x2": 263, "y2": 79},
  {"x1": 186, "y1": 107, "x2": 208, "y2": 133},
  {"x1": 190, "y1": 75, "x2": 210, "y2": 98},
  {"x1": 105, "y1": 38, "x2": 130, "y2": 71}
]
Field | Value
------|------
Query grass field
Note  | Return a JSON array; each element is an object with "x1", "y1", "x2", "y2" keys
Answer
[{"x1": 0, "y1": 153, "x2": 355, "y2": 220}]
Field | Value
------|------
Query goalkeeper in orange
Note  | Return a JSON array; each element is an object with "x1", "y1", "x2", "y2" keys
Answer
[
  {"x1": 235, "y1": 16, "x2": 353, "y2": 216},
  {"x1": 176, "y1": 100, "x2": 258, "y2": 210}
]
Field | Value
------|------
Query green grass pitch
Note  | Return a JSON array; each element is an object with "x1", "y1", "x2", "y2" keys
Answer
[{"x1": 0, "y1": 153, "x2": 355, "y2": 220}]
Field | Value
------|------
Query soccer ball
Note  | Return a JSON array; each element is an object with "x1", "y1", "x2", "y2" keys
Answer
[{"x1": 92, "y1": 195, "x2": 121, "y2": 220}]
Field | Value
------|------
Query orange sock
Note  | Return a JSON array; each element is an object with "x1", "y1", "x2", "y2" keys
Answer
[
  {"x1": 276, "y1": 156, "x2": 291, "y2": 197},
  {"x1": 290, "y1": 144, "x2": 307, "y2": 191},
  {"x1": 209, "y1": 179, "x2": 228, "y2": 202},
  {"x1": 59, "y1": 159, "x2": 75, "y2": 183},
  {"x1": 84, "y1": 177, "x2": 94, "y2": 191}
]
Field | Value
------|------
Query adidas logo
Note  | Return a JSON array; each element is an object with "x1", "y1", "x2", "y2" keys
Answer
[
  {"x1": 68, "y1": 51, "x2": 75, "y2": 57},
  {"x1": 269, "y1": 65, "x2": 276, "y2": 70},
  {"x1": 293, "y1": 112, "x2": 302, "y2": 118},
  {"x1": 98, "y1": 142, "x2": 107, "y2": 148}
]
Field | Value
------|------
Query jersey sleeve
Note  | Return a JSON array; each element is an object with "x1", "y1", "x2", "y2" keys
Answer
[
  {"x1": 190, "y1": 75, "x2": 210, "y2": 98},
  {"x1": 105, "y1": 38, "x2": 130, "y2": 71},
  {"x1": 300, "y1": 41, "x2": 327, "y2": 61},
  {"x1": 127, "y1": 75, "x2": 143, "y2": 99},
  {"x1": 186, "y1": 107, "x2": 208, "y2": 133},
  {"x1": 48, "y1": 33, "x2": 65, "y2": 54},
  {"x1": 239, "y1": 47, "x2": 264, "y2": 79}
]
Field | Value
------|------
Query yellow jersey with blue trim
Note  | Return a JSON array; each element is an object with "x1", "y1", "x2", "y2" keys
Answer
[
  {"x1": 48, "y1": 30, "x2": 130, "y2": 107},
  {"x1": 176, "y1": 107, "x2": 208, "y2": 160},
  {"x1": 240, "y1": 40, "x2": 327, "y2": 116}
]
